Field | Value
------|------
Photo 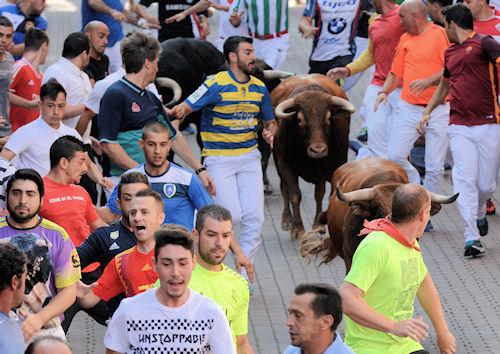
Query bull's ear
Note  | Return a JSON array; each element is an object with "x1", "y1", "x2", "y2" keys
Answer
[
  {"x1": 329, "y1": 107, "x2": 352, "y2": 120},
  {"x1": 349, "y1": 201, "x2": 371, "y2": 218},
  {"x1": 430, "y1": 202, "x2": 442, "y2": 215}
]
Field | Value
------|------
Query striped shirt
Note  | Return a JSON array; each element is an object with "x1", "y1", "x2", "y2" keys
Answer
[
  {"x1": 0, "y1": 158, "x2": 15, "y2": 209},
  {"x1": 186, "y1": 70, "x2": 274, "y2": 157},
  {"x1": 234, "y1": 0, "x2": 288, "y2": 36}
]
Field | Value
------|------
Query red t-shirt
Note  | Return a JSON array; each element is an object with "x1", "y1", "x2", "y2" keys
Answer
[
  {"x1": 40, "y1": 177, "x2": 100, "y2": 271},
  {"x1": 444, "y1": 33, "x2": 500, "y2": 125},
  {"x1": 9, "y1": 58, "x2": 42, "y2": 132},
  {"x1": 92, "y1": 246, "x2": 158, "y2": 301},
  {"x1": 474, "y1": 7, "x2": 500, "y2": 41}
]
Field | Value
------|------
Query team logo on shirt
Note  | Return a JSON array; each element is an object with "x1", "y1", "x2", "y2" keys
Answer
[
  {"x1": 465, "y1": 46, "x2": 473, "y2": 55},
  {"x1": 131, "y1": 102, "x2": 141, "y2": 113},
  {"x1": 163, "y1": 183, "x2": 176, "y2": 198},
  {"x1": 28, "y1": 80, "x2": 35, "y2": 86},
  {"x1": 328, "y1": 18, "x2": 347, "y2": 34},
  {"x1": 110, "y1": 230, "x2": 119, "y2": 240},
  {"x1": 71, "y1": 248, "x2": 81, "y2": 268}
]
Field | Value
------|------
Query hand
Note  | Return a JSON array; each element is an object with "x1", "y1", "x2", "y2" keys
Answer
[
  {"x1": 111, "y1": 10, "x2": 126, "y2": 22},
  {"x1": 300, "y1": 24, "x2": 318, "y2": 39},
  {"x1": 169, "y1": 103, "x2": 189, "y2": 120},
  {"x1": 165, "y1": 12, "x2": 188, "y2": 24},
  {"x1": 230, "y1": 10, "x2": 244, "y2": 27},
  {"x1": 262, "y1": 127, "x2": 275, "y2": 147},
  {"x1": 416, "y1": 113, "x2": 431, "y2": 135},
  {"x1": 200, "y1": 21, "x2": 211, "y2": 36},
  {"x1": 90, "y1": 136, "x2": 102, "y2": 156},
  {"x1": 389, "y1": 317, "x2": 429, "y2": 342},
  {"x1": 144, "y1": 14, "x2": 160, "y2": 28},
  {"x1": 235, "y1": 252, "x2": 254, "y2": 283},
  {"x1": 98, "y1": 176, "x2": 114, "y2": 190},
  {"x1": 410, "y1": 78, "x2": 430, "y2": 96},
  {"x1": 374, "y1": 92, "x2": 388, "y2": 112},
  {"x1": 21, "y1": 313, "x2": 45, "y2": 342},
  {"x1": 437, "y1": 330, "x2": 456, "y2": 354},
  {"x1": 198, "y1": 169, "x2": 216, "y2": 196},
  {"x1": 76, "y1": 280, "x2": 98, "y2": 299},
  {"x1": 30, "y1": 94, "x2": 41, "y2": 109},
  {"x1": 0, "y1": 208, "x2": 8, "y2": 216},
  {"x1": 327, "y1": 67, "x2": 349, "y2": 82}
]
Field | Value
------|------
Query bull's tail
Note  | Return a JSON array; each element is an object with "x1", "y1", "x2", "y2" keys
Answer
[{"x1": 300, "y1": 226, "x2": 336, "y2": 265}]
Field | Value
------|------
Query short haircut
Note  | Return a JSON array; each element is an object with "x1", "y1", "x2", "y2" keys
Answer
[
  {"x1": 49, "y1": 135, "x2": 85, "y2": 170},
  {"x1": 117, "y1": 172, "x2": 149, "y2": 199},
  {"x1": 0, "y1": 244, "x2": 27, "y2": 292},
  {"x1": 0, "y1": 15, "x2": 13, "y2": 28},
  {"x1": 442, "y1": 3, "x2": 474, "y2": 30},
  {"x1": 62, "y1": 32, "x2": 90, "y2": 58},
  {"x1": 154, "y1": 224, "x2": 194, "y2": 259},
  {"x1": 141, "y1": 121, "x2": 170, "y2": 140},
  {"x1": 25, "y1": 336, "x2": 72, "y2": 354},
  {"x1": 391, "y1": 184, "x2": 430, "y2": 224},
  {"x1": 134, "y1": 187, "x2": 165, "y2": 211},
  {"x1": 121, "y1": 31, "x2": 160, "y2": 74},
  {"x1": 195, "y1": 204, "x2": 232, "y2": 234},
  {"x1": 295, "y1": 283, "x2": 343, "y2": 331},
  {"x1": 24, "y1": 28, "x2": 49, "y2": 52},
  {"x1": 223, "y1": 36, "x2": 253, "y2": 62},
  {"x1": 427, "y1": 0, "x2": 453, "y2": 7},
  {"x1": 6, "y1": 168, "x2": 45, "y2": 198},
  {"x1": 40, "y1": 79, "x2": 67, "y2": 101}
]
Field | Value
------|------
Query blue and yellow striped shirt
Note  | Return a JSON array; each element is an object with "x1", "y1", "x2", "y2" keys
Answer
[{"x1": 186, "y1": 70, "x2": 274, "y2": 156}]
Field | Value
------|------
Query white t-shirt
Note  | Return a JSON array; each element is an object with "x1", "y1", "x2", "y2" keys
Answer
[
  {"x1": 85, "y1": 68, "x2": 161, "y2": 115},
  {"x1": 215, "y1": 0, "x2": 249, "y2": 39},
  {"x1": 104, "y1": 288, "x2": 236, "y2": 354},
  {"x1": 43, "y1": 57, "x2": 93, "y2": 144},
  {"x1": 5, "y1": 117, "x2": 82, "y2": 177}
]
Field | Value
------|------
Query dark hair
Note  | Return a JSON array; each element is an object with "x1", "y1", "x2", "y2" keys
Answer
[
  {"x1": 121, "y1": 31, "x2": 160, "y2": 74},
  {"x1": 442, "y1": 4, "x2": 474, "y2": 30},
  {"x1": 295, "y1": 283, "x2": 343, "y2": 331},
  {"x1": 25, "y1": 336, "x2": 72, "y2": 354},
  {"x1": 154, "y1": 224, "x2": 194, "y2": 259},
  {"x1": 49, "y1": 135, "x2": 85, "y2": 170},
  {"x1": 223, "y1": 36, "x2": 253, "y2": 62},
  {"x1": 427, "y1": 0, "x2": 453, "y2": 7},
  {"x1": 142, "y1": 121, "x2": 170, "y2": 140},
  {"x1": 6, "y1": 168, "x2": 45, "y2": 198},
  {"x1": 24, "y1": 28, "x2": 49, "y2": 52},
  {"x1": 117, "y1": 172, "x2": 149, "y2": 200},
  {"x1": 40, "y1": 79, "x2": 67, "y2": 101},
  {"x1": 0, "y1": 15, "x2": 13, "y2": 28},
  {"x1": 391, "y1": 184, "x2": 430, "y2": 224},
  {"x1": 195, "y1": 204, "x2": 232, "y2": 234},
  {"x1": 134, "y1": 187, "x2": 165, "y2": 210},
  {"x1": 62, "y1": 32, "x2": 90, "y2": 58},
  {"x1": 0, "y1": 244, "x2": 27, "y2": 292}
]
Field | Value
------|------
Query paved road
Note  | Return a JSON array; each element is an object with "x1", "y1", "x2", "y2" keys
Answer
[{"x1": 42, "y1": 1, "x2": 500, "y2": 353}]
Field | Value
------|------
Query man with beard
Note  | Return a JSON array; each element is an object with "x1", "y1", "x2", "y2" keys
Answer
[
  {"x1": 0, "y1": 169, "x2": 81, "y2": 342},
  {"x1": 104, "y1": 225, "x2": 235, "y2": 354},
  {"x1": 83, "y1": 20, "x2": 110, "y2": 85},
  {"x1": 170, "y1": 36, "x2": 277, "y2": 281},
  {"x1": 0, "y1": 244, "x2": 27, "y2": 353}
]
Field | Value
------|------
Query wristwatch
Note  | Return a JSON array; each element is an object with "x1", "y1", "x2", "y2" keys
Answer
[{"x1": 195, "y1": 167, "x2": 207, "y2": 175}]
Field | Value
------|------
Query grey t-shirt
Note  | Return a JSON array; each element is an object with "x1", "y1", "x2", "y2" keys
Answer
[
  {"x1": 0, "y1": 311, "x2": 25, "y2": 354},
  {"x1": 0, "y1": 52, "x2": 14, "y2": 136}
]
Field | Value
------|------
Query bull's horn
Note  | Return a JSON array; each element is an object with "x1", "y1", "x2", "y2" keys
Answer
[
  {"x1": 274, "y1": 97, "x2": 296, "y2": 119},
  {"x1": 329, "y1": 96, "x2": 356, "y2": 114},
  {"x1": 429, "y1": 192, "x2": 459, "y2": 204},
  {"x1": 336, "y1": 187, "x2": 375, "y2": 202},
  {"x1": 156, "y1": 77, "x2": 182, "y2": 106},
  {"x1": 263, "y1": 69, "x2": 294, "y2": 80}
]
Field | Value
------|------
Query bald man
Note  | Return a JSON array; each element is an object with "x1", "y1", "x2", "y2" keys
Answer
[
  {"x1": 375, "y1": 0, "x2": 451, "y2": 232},
  {"x1": 84, "y1": 20, "x2": 110, "y2": 85},
  {"x1": 25, "y1": 336, "x2": 72, "y2": 354}
]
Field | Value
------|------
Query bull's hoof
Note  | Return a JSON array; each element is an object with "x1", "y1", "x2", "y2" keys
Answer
[
  {"x1": 291, "y1": 226, "x2": 305, "y2": 240},
  {"x1": 282, "y1": 219, "x2": 292, "y2": 231},
  {"x1": 264, "y1": 183, "x2": 273, "y2": 195}
]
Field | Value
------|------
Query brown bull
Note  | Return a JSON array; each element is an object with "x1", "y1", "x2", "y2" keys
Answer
[
  {"x1": 301, "y1": 157, "x2": 458, "y2": 273},
  {"x1": 272, "y1": 74, "x2": 355, "y2": 239}
]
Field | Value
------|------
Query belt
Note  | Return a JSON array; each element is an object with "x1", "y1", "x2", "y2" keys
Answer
[{"x1": 251, "y1": 30, "x2": 288, "y2": 40}]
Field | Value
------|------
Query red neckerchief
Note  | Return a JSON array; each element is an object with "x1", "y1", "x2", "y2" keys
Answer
[{"x1": 358, "y1": 217, "x2": 421, "y2": 252}]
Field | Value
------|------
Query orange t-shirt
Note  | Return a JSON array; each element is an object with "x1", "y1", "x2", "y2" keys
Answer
[
  {"x1": 92, "y1": 246, "x2": 158, "y2": 301},
  {"x1": 391, "y1": 23, "x2": 450, "y2": 105}
]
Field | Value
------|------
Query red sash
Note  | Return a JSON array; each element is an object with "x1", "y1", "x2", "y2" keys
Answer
[{"x1": 358, "y1": 218, "x2": 421, "y2": 252}]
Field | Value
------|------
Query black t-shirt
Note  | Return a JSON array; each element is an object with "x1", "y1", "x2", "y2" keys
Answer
[
  {"x1": 140, "y1": 0, "x2": 201, "y2": 41},
  {"x1": 84, "y1": 55, "x2": 110, "y2": 83}
]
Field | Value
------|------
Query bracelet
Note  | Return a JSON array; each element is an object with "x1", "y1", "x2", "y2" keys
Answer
[
  {"x1": 195, "y1": 166, "x2": 207, "y2": 175},
  {"x1": 377, "y1": 91, "x2": 388, "y2": 96}
]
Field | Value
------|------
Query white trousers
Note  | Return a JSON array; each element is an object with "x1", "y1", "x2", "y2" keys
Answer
[
  {"x1": 448, "y1": 124, "x2": 500, "y2": 242},
  {"x1": 104, "y1": 40, "x2": 123, "y2": 74},
  {"x1": 253, "y1": 34, "x2": 290, "y2": 69},
  {"x1": 204, "y1": 149, "x2": 264, "y2": 263},
  {"x1": 388, "y1": 100, "x2": 449, "y2": 193},
  {"x1": 357, "y1": 85, "x2": 401, "y2": 159}
]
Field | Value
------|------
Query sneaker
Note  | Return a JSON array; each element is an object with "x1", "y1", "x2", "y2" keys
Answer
[
  {"x1": 486, "y1": 199, "x2": 496, "y2": 215},
  {"x1": 425, "y1": 220, "x2": 434, "y2": 232},
  {"x1": 477, "y1": 218, "x2": 488, "y2": 236},
  {"x1": 464, "y1": 240, "x2": 485, "y2": 258},
  {"x1": 357, "y1": 127, "x2": 368, "y2": 142}
]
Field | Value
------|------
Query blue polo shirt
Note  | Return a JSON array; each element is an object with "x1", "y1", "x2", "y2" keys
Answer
[
  {"x1": 81, "y1": 0, "x2": 123, "y2": 47},
  {"x1": 106, "y1": 163, "x2": 213, "y2": 229},
  {"x1": 0, "y1": 5, "x2": 47, "y2": 47},
  {"x1": 98, "y1": 77, "x2": 178, "y2": 176}
]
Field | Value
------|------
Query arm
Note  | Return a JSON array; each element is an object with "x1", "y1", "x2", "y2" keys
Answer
[
  {"x1": 77, "y1": 232, "x2": 102, "y2": 270},
  {"x1": 63, "y1": 104, "x2": 86, "y2": 119},
  {"x1": 409, "y1": 70, "x2": 443, "y2": 96},
  {"x1": 417, "y1": 76, "x2": 450, "y2": 135},
  {"x1": 262, "y1": 120, "x2": 277, "y2": 147},
  {"x1": 96, "y1": 206, "x2": 121, "y2": 224},
  {"x1": 76, "y1": 281, "x2": 102, "y2": 309},
  {"x1": 298, "y1": 16, "x2": 318, "y2": 39},
  {"x1": 101, "y1": 142, "x2": 139, "y2": 170},
  {"x1": 417, "y1": 273, "x2": 456, "y2": 354},
  {"x1": 169, "y1": 101, "x2": 194, "y2": 122},
  {"x1": 76, "y1": 109, "x2": 96, "y2": 137},
  {"x1": 21, "y1": 284, "x2": 76, "y2": 341},
  {"x1": 230, "y1": 237, "x2": 254, "y2": 282},
  {"x1": 0, "y1": 147, "x2": 15, "y2": 161},
  {"x1": 164, "y1": 0, "x2": 212, "y2": 24},
  {"x1": 8, "y1": 92, "x2": 39, "y2": 109},
  {"x1": 85, "y1": 155, "x2": 114, "y2": 189},
  {"x1": 88, "y1": 0, "x2": 126, "y2": 21},
  {"x1": 373, "y1": 72, "x2": 402, "y2": 112},
  {"x1": 91, "y1": 218, "x2": 106, "y2": 231},
  {"x1": 236, "y1": 335, "x2": 254, "y2": 354}
]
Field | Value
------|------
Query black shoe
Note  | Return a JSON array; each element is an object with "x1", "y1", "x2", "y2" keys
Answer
[
  {"x1": 464, "y1": 240, "x2": 485, "y2": 258},
  {"x1": 357, "y1": 127, "x2": 368, "y2": 142},
  {"x1": 477, "y1": 218, "x2": 488, "y2": 236}
]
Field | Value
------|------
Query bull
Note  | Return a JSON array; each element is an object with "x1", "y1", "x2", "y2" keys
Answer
[
  {"x1": 301, "y1": 157, "x2": 458, "y2": 272},
  {"x1": 272, "y1": 74, "x2": 355, "y2": 239}
]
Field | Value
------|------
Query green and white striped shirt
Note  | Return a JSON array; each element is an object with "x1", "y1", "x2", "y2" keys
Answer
[{"x1": 234, "y1": 0, "x2": 289, "y2": 36}]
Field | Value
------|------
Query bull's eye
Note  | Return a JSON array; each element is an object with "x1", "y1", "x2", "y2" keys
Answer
[{"x1": 297, "y1": 112, "x2": 306, "y2": 127}]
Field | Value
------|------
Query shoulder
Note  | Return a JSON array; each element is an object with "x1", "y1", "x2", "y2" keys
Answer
[
  {"x1": 169, "y1": 163, "x2": 194, "y2": 184},
  {"x1": 191, "y1": 289, "x2": 226, "y2": 314},
  {"x1": 103, "y1": 80, "x2": 125, "y2": 97},
  {"x1": 39, "y1": 218, "x2": 71, "y2": 241},
  {"x1": 283, "y1": 345, "x2": 301, "y2": 354},
  {"x1": 60, "y1": 124, "x2": 82, "y2": 139},
  {"x1": 249, "y1": 75, "x2": 266, "y2": 88},
  {"x1": 0, "y1": 216, "x2": 8, "y2": 228},
  {"x1": 0, "y1": 5, "x2": 18, "y2": 14},
  {"x1": 205, "y1": 71, "x2": 228, "y2": 88},
  {"x1": 222, "y1": 264, "x2": 249, "y2": 291}
]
